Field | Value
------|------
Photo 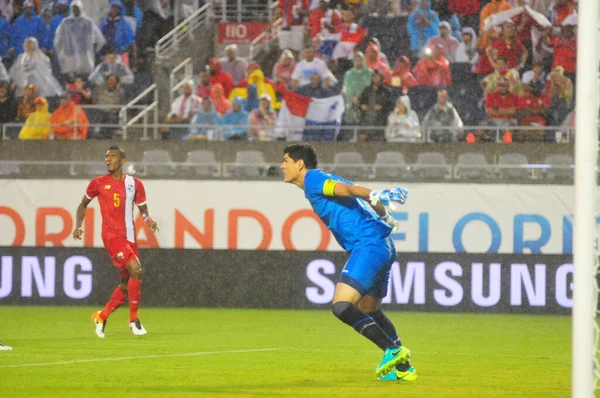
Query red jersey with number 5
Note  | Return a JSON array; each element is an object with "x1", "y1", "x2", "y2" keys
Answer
[{"x1": 85, "y1": 174, "x2": 147, "y2": 243}]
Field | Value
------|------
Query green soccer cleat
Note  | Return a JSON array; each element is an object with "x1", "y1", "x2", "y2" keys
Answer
[
  {"x1": 375, "y1": 346, "x2": 411, "y2": 377},
  {"x1": 377, "y1": 366, "x2": 418, "y2": 382}
]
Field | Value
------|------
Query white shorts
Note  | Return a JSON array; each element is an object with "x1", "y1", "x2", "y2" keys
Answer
[{"x1": 279, "y1": 26, "x2": 305, "y2": 52}]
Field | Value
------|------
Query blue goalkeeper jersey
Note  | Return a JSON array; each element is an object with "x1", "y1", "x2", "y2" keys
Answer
[{"x1": 303, "y1": 169, "x2": 392, "y2": 251}]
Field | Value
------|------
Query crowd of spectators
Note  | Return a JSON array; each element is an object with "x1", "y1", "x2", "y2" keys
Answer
[
  {"x1": 0, "y1": 0, "x2": 179, "y2": 140},
  {"x1": 155, "y1": 0, "x2": 577, "y2": 143},
  {"x1": 2, "y1": 0, "x2": 579, "y2": 143}
]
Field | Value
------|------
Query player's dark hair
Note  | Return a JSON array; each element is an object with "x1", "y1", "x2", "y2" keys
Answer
[
  {"x1": 284, "y1": 144, "x2": 318, "y2": 169},
  {"x1": 108, "y1": 145, "x2": 126, "y2": 159}
]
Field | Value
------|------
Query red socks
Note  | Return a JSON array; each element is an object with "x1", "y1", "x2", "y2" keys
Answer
[
  {"x1": 100, "y1": 287, "x2": 127, "y2": 320},
  {"x1": 128, "y1": 279, "x2": 142, "y2": 323}
]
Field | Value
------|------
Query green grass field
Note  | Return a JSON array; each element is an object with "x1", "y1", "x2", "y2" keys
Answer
[{"x1": 0, "y1": 307, "x2": 570, "y2": 397}]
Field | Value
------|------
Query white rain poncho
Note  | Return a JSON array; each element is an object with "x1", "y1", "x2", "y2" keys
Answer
[
  {"x1": 0, "y1": 58, "x2": 8, "y2": 82},
  {"x1": 9, "y1": 37, "x2": 63, "y2": 97},
  {"x1": 53, "y1": 0, "x2": 106, "y2": 75}
]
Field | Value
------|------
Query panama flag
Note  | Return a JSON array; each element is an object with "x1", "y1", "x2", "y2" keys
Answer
[
  {"x1": 275, "y1": 91, "x2": 345, "y2": 141},
  {"x1": 317, "y1": 23, "x2": 367, "y2": 59}
]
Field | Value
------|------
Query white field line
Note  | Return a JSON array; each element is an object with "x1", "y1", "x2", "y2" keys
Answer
[
  {"x1": 0, "y1": 348, "x2": 281, "y2": 369},
  {"x1": 288, "y1": 348, "x2": 557, "y2": 359}
]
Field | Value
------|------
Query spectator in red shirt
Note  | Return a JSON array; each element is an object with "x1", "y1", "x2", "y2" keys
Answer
[
  {"x1": 207, "y1": 58, "x2": 234, "y2": 98},
  {"x1": 516, "y1": 80, "x2": 550, "y2": 141},
  {"x1": 413, "y1": 44, "x2": 452, "y2": 86},
  {"x1": 489, "y1": 21, "x2": 528, "y2": 71},
  {"x1": 195, "y1": 71, "x2": 212, "y2": 98},
  {"x1": 391, "y1": 56, "x2": 417, "y2": 94},
  {"x1": 474, "y1": 28, "x2": 498, "y2": 76},
  {"x1": 308, "y1": 0, "x2": 341, "y2": 39},
  {"x1": 485, "y1": 77, "x2": 518, "y2": 129},
  {"x1": 449, "y1": 0, "x2": 480, "y2": 17},
  {"x1": 538, "y1": 24, "x2": 576, "y2": 82},
  {"x1": 67, "y1": 76, "x2": 92, "y2": 105},
  {"x1": 275, "y1": 0, "x2": 310, "y2": 52},
  {"x1": 272, "y1": 49, "x2": 296, "y2": 93},
  {"x1": 518, "y1": 80, "x2": 550, "y2": 125},
  {"x1": 551, "y1": 0, "x2": 575, "y2": 25}
]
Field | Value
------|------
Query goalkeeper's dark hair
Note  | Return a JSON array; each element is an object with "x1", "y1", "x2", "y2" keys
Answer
[
  {"x1": 108, "y1": 145, "x2": 126, "y2": 159},
  {"x1": 284, "y1": 143, "x2": 318, "y2": 169}
]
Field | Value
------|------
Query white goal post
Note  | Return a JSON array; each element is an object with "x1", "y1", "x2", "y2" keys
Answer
[{"x1": 572, "y1": 1, "x2": 600, "y2": 397}]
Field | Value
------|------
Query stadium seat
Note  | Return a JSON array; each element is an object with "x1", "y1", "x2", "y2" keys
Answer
[
  {"x1": 0, "y1": 162, "x2": 20, "y2": 176},
  {"x1": 331, "y1": 151, "x2": 369, "y2": 180},
  {"x1": 455, "y1": 152, "x2": 490, "y2": 180},
  {"x1": 450, "y1": 63, "x2": 475, "y2": 85},
  {"x1": 542, "y1": 154, "x2": 574, "y2": 182},
  {"x1": 373, "y1": 151, "x2": 407, "y2": 179},
  {"x1": 413, "y1": 151, "x2": 449, "y2": 179},
  {"x1": 228, "y1": 150, "x2": 268, "y2": 178},
  {"x1": 498, "y1": 153, "x2": 531, "y2": 179},
  {"x1": 141, "y1": 150, "x2": 176, "y2": 177},
  {"x1": 407, "y1": 86, "x2": 438, "y2": 120},
  {"x1": 185, "y1": 150, "x2": 221, "y2": 177}
]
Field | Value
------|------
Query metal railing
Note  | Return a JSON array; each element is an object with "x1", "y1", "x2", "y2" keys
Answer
[
  {"x1": 1, "y1": 122, "x2": 579, "y2": 143},
  {"x1": 248, "y1": 1, "x2": 281, "y2": 60},
  {"x1": 170, "y1": 58, "x2": 194, "y2": 105},
  {"x1": 214, "y1": 0, "x2": 276, "y2": 22},
  {"x1": 423, "y1": 125, "x2": 577, "y2": 143},
  {"x1": 119, "y1": 84, "x2": 159, "y2": 140},
  {"x1": 174, "y1": 0, "x2": 202, "y2": 26},
  {"x1": 155, "y1": 2, "x2": 212, "y2": 61}
]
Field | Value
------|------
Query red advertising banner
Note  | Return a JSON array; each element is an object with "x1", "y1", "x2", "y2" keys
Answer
[{"x1": 217, "y1": 22, "x2": 270, "y2": 44}]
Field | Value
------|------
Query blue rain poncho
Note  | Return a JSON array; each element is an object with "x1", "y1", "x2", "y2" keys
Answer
[
  {"x1": 10, "y1": 2, "x2": 48, "y2": 55},
  {"x1": 99, "y1": 1, "x2": 135, "y2": 54}
]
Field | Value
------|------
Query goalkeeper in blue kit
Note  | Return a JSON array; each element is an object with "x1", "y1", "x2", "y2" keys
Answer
[{"x1": 281, "y1": 143, "x2": 417, "y2": 381}]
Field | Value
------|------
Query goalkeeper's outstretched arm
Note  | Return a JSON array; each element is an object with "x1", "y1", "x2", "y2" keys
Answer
[{"x1": 328, "y1": 182, "x2": 387, "y2": 217}]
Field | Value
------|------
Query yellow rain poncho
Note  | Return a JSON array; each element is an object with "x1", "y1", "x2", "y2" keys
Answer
[
  {"x1": 229, "y1": 68, "x2": 280, "y2": 110},
  {"x1": 18, "y1": 96, "x2": 51, "y2": 140}
]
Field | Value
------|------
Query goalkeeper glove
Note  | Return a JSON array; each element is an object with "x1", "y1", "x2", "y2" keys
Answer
[
  {"x1": 381, "y1": 213, "x2": 399, "y2": 233},
  {"x1": 369, "y1": 187, "x2": 408, "y2": 210}
]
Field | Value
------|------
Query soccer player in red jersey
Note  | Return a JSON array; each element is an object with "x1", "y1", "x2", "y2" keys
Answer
[{"x1": 72, "y1": 146, "x2": 158, "y2": 338}]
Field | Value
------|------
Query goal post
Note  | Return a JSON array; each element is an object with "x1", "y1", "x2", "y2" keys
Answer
[{"x1": 573, "y1": 1, "x2": 600, "y2": 397}]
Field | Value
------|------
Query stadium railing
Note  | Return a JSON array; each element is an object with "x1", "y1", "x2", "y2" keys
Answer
[
  {"x1": 169, "y1": 58, "x2": 194, "y2": 105},
  {"x1": 249, "y1": 2, "x2": 281, "y2": 60},
  {"x1": 213, "y1": 0, "x2": 277, "y2": 23},
  {"x1": 0, "y1": 123, "x2": 577, "y2": 144},
  {"x1": 155, "y1": 2, "x2": 213, "y2": 61},
  {"x1": 119, "y1": 84, "x2": 159, "y2": 140}
]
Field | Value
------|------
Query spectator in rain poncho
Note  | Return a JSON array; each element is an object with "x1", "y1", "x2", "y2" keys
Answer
[
  {"x1": 248, "y1": 94, "x2": 276, "y2": 141},
  {"x1": 10, "y1": 1, "x2": 48, "y2": 56},
  {"x1": 99, "y1": 1, "x2": 136, "y2": 56},
  {"x1": 188, "y1": 97, "x2": 220, "y2": 141},
  {"x1": 229, "y1": 68, "x2": 279, "y2": 109},
  {"x1": 80, "y1": 0, "x2": 110, "y2": 25},
  {"x1": 243, "y1": 84, "x2": 259, "y2": 113},
  {"x1": 407, "y1": 0, "x2": 439, "y2": 53},
  {"x1": 385, "y1": 96, "x2": 421, "y2": 142},
  {"x1": 163, "y1": 79, "x2": 202, "y2": 140},
  {"x1": 454, "y1": 27, "x2": 479, "y2": 66},
  {"x1": 45, "y1": 0, "x2": 70, "y2": 51},
  {"x1": 342, "y1": 51, "x2": 372, "y2": 125},
  {"x1": 0, "y1": 57, "x2": 8, "y2": 81},
  {"x1": 9, "y1": 37, "x2": 63, "y2": 97},
  {"x1": 54, "y1": 0, "x2": 106, "y2": 76},
  {"x1": 88, "y1": 48, "x2": 134, "y2": 86},
  {"x1": 219, "y1": 44, "x2": 248, "y2": 86},
  {"x1": 0, "y1": 0, "x2": 13, "y2": 23},
  {"x1": 18, "y1": 96, "x2": 51, "y2": 140},
  {"x1": 210, "y1": 83, "x2": 230, "y2": 116},
  {"x1": 0, "y1": 8, "x2": 9, "y2": 59},
  {"x1": 49, "y1": 93, "x2": 89, "y2": 140},
  {"x1": 217, "y1": 96, "x2": 248, "y2": 140}
]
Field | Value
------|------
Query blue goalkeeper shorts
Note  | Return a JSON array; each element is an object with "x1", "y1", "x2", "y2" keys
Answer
[{"x1": 339, "y1": 237, "x2": 397, "y2": 298}]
